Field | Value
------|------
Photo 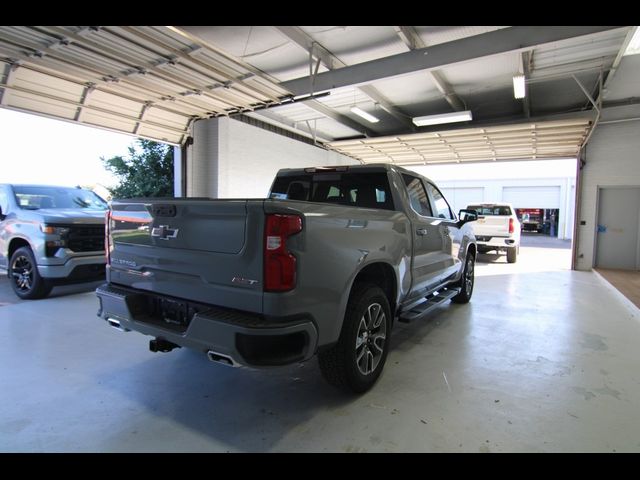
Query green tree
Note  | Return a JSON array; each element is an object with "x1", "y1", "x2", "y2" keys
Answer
[{"x1": 102, "y1": 139, "x2": 174, "y2": 198}]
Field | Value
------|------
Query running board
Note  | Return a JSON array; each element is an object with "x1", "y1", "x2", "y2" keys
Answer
[{"x1": 398, "y1": 287, "x2": 461, "y2": 323}]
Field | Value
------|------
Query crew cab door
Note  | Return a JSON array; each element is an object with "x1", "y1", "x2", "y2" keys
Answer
[
  {"x1": 424, "y1": 181, "x2": 461, "y2": 282},
  {"x1": 401, "y1": 174, "x2": 448, "y2": 299}
]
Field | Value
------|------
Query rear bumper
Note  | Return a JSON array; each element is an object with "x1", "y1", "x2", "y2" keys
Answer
[
  {"x1": 96, "y1": 283, "x2": 318, "y2": 368},
  {"x1": 475, "y1": 236, "x2": 518, "y2": 249}
]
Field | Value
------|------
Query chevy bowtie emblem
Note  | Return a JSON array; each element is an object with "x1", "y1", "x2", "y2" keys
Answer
[{"x1": 151, "y1": 225, "x2": 179, "y2": 240}]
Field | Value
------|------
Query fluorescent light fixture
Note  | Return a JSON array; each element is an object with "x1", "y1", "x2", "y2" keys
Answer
[
  {"x1": 412, "y1": 110, "x2": 472, "y2": 127},
  {"x1": 513, "y1": 74, "x2": 526, "y2": 99},
  {"x1": 623, "y1": 26, "x2": 640, "y2": 56},
  {"x1": 350, "y1": 106, "x2": 379, "y2": 123}
]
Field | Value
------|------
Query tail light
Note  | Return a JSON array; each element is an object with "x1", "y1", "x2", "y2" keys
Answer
[
  {"x1": 105, "y1": 209, "x2": 112, "y2": 264},
  {"x1": 509, "y1": 217, "x2": 514, "y2": 234},
  {"x1": 264, "y1": 214, "x2": 302, "y2": 292}
]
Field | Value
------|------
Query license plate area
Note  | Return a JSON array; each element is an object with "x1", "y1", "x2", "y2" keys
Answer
[{"x1": 126, "y1": 293, "x2": 207, "y2": 333}]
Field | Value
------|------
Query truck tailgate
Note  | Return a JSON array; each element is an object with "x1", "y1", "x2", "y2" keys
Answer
[
  {"x1": 473, "y1": 215, "x2": 510, "y2": 236},
  {"x1": 107, "y1": 199, "x2": 264, "y2": 313}
]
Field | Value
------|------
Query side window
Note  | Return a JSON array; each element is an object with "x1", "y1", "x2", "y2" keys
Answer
[
  {"x1": 426, "y1": 182, "x2": 454, "y2": 220},
  {"x1": 402, "y1": 174, "x2": 433, "y2": 217}
]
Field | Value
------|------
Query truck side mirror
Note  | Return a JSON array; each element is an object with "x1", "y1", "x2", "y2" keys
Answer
[
  {"x1": 458, "y1": 209, "x2": 478, "y2": 224},
  {"x1": 0, "y1": 206, "x2": 5, "y2": 221}
]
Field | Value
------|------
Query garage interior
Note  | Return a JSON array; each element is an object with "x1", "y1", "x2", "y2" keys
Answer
[{"x1": 1, "y1": 25, "x2": 640, "y2": 452}]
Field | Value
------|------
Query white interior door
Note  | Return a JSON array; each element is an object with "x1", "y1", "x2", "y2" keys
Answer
[{"x1": 596, "y1": 187, "x2": 640, "y2": 270}]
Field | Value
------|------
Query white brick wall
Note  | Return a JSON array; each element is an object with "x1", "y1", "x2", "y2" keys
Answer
[
  {"x1": 575, "y1": 105, "x2": 640, "y2": 270},
  {"x1": 187, "y1": 117, "x2": 357, "y2": 198}
]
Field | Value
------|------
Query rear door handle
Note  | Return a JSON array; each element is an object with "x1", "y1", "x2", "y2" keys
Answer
[{"x1": 416, "y1": 228, "x2": 428, "y2": 236}]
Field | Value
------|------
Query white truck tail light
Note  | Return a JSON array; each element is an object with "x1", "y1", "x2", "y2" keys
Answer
[
  {"x1": 264, "y1": 214, "x2": 302, "y2": 292},
  {"x1": 509, "y1": 217, "x2": 515, "y2": 234}
]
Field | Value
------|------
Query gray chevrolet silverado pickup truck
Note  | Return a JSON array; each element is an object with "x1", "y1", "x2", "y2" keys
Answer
[
  {"x1": 96, "y1": 164, "x2": 477, "y2": 392},
  {"x1": 0, "y1": 184, "x2": 107, "y2": 299}
]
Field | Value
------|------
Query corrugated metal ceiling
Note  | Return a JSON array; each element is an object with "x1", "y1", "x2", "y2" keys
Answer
[
  {"x1": 0, "y1": 26, "x2": 292, "y2": 145},
  {"x1": 0, "y1": 26, "x2": 634, "y2": 166},
  {"x1": 327, "y1": 119, "x2": 592, "y2": 165}
]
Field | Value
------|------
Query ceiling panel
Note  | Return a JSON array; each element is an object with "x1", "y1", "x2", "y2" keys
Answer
[{"x1": 327, "y1": 118, "x2": 592, "y2": 165}]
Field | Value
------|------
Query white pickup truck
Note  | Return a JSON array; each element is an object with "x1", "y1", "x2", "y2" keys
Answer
[{"x1": 466, "y1": 203, "x2": 520, "y2": 263}]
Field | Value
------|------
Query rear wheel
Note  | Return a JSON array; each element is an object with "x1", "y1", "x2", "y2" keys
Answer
[
  {"x1": 452, "y1": 253, "x2": 475, "y2": 304},
  {"x1": 507, "y1": 246, "x2": 518, "y2": 263},
  {"x1": 318, "y1": 283, "x2": 391, "y2": 393},
  {"x1": 9, "y1": 247, "x2": 52, "y2": 300}
]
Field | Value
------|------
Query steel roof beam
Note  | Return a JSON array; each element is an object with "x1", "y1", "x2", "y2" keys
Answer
[
  {"x1": 303, "y1": 98, "x2": 377, "y2": 137},
  {"x1": 282, "y1": 26, "x2": 622, "y2": 96},
  {"x1": 248, "y1": 109, "x2": 333, "y2": 143},
  {"x1": 520, "y1": 51, "x2": 532, "y2": 118},
  {"x1": 275, "y1": 26, "x2": 415, "y2": 132},
  {"x1": 393, "y1": 26, "x2": 465, "y2": 112}
]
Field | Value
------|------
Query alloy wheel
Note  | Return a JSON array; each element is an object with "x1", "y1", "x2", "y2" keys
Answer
[
  {"x1": 355, "y1": 302, "x2": 387, "y2": 376},
  {"x1": 12, "y1": 255, "x2": 34, "y2": 292}
]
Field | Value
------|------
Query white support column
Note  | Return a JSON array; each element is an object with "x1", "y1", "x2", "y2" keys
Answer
[
  {"x1": 188, "y1": 118, "x2": 222, "y2": 198},
  {"x1": 186, "y1": 116, "x2": 356, "y2": 199},
  {"x1": 558, "y1": 179, "x2": 567, "y2": 240},
  {"x1": 173, "y1": 146, "x2": 182, "y2": 197}
]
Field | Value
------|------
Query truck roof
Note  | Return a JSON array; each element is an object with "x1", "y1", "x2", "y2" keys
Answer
[{"x1": 275, "y1": 163, "x2": 436, "y2": 184}]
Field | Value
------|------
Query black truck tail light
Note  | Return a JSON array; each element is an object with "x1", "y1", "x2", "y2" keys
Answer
[{"x1": 264, "y1": 214, "x2": 302, "y2": 292}]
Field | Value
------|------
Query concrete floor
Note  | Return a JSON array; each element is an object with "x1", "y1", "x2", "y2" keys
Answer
[{"x1": 1, "y1": 238, "x2": 640, "y2": 452}]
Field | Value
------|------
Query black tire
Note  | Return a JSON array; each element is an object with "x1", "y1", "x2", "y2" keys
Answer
[
  {"x1": 452, "y1": 253, "x2": 475, "y2": 304},
  {"x1": 9, "y1": 246, "x2": 53, "y2": 300},
  {"x1": 318, "y1": 283, "x2": 391, "y2": 394},
  {"x1": 507, "y1": 246, "x2": 518, "y2": 263}
]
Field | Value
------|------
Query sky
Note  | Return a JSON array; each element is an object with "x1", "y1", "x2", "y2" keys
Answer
[{"x1": 0, "y1": 108, "x2": 135, "y2": 188}]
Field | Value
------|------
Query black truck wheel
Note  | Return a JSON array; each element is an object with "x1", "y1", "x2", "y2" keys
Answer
[
  {"x1": 507, "y1": 246, "x2": 518, "y2": 263},
  {"x1": 318, "y1": 283, "x2": 391, "y2": 393},
  {"x1": 9, "y1": 247, "x2": 53, "y2": 300},
  {"x1": 452, "y1": 253, "x2": 475, "y2": 304}
]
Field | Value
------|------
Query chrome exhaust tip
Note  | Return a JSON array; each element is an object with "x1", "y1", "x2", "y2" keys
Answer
[
  {"x1": 106, "y1": 317, "x2": 130, "y2": 332},
  {"x1": 207, "y1": 350, "x2": 239, "y2": 367}
]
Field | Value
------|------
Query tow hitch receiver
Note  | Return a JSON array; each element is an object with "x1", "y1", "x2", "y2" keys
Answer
[{"x1": 149, "y1": 338, "x2": 180, "y2": 353}]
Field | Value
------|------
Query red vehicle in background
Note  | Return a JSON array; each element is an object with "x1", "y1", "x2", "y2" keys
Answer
[{"x1": 517, "y1": 208, "x2": 543, "y2": 233}]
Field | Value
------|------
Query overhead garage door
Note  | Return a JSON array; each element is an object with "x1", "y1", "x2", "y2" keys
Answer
[
  {"x1": 441, "y1": 187, "x2": 484, "y2": 213},
  {"x1": 502, "y1": 186, "x2": 561, "y2": 208}
]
